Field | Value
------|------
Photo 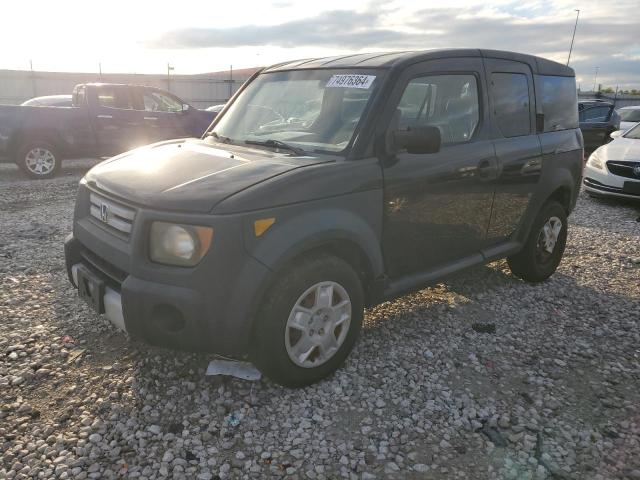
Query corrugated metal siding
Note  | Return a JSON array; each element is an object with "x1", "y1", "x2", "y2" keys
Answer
[
  {"x1": 0, "y1": 69, "x2": 256, "y2": 108},
  {"x1": 578, "y1": 92, "x2": 640, "y2": 108}
]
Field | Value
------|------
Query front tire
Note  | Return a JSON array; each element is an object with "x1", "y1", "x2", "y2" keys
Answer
[
  {"x1": 507, "y1": 200, "x2": 568, "y2": 283},
  {"x1": 17, "y1": 141, "x2": 60, "y2": 179},
  {"x1": 252, "y1": 254, "x2": 364, "y2": 387}
]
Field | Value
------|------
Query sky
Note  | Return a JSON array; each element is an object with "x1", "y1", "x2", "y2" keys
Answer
[{"x1": 1, "y1": 0, "x2": 638, "y2": 89}]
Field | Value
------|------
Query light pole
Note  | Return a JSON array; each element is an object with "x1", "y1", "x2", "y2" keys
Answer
[
  {"x1": 167, "y1": 63, "x2": 174, "y2": 92},
  {"x1": 592, "y1": 66, "x2": 599, "y2": 93},
  {"x1": 567, "y1": 9, "x2": 580, "y2": 66}
]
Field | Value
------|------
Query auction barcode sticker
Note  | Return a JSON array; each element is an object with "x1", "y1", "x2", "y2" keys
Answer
[{"x1": 326, "y1": 74, "x2": 376, "y2": 89}]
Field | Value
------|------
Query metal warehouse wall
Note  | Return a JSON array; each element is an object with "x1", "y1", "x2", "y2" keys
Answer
[
  {"x1": 0, "y1": 69, "x2": 257, "y2": 108},
  {"x1": 578, "y1": 91, "x2": 640, "y2": 108}
]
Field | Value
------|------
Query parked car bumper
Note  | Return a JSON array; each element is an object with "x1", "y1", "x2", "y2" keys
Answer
[{"x1": 583, "y1": 162, "x2": 640, "y2": 200}]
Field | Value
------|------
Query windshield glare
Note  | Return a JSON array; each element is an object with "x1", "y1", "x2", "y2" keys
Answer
[
  {"x1": 619, "y1": 109, "x2": 640, "y2": 122},
  {"x1": 210, "y1": 70, "x2": 381, "y2": 154},
  {"x1": 624, "y1": 123, "x2": 640, "y2": 139}
]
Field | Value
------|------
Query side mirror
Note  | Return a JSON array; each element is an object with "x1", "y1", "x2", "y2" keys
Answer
[
  {"x1": 393, "y1": 126, "x2": 441, "y2": 154},
  {"x1": 182, "y1": 104, "x2": 191, "y2": 112},
  {"x1": 610, "y1": 130, "x2": 623, "y2": 139}
]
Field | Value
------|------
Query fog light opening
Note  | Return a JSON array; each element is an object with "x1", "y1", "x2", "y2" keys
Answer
[{"x1": 152, "y1": 304, "x2": 185, "y2": 333}]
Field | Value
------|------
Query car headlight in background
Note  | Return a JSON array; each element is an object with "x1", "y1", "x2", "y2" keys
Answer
[
  {"x1": 587, "y1": 149, "x2": 605, "y2": 170},
  {"x1": 149, "y1": 222, "x2": 213, "y2": 267}
]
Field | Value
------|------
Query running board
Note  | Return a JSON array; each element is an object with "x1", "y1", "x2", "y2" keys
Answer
[
  {"x1": 382, "y1": 241, "x2": 522, "y2": 299},
  {"x1": 384, "y1": 253, "x2": 484, "y2": 298}
]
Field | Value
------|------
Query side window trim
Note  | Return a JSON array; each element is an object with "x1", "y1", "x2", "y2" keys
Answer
[{"x1": 396, "y1": 71, "x2": 483, "y2": 147}]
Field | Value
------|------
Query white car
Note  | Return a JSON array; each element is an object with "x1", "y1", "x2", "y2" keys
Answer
[
  {"x1": 618, "y1": 105, "x2": 640, "y2": 132},
  {"x1": 584, "y1": 124, "x2": 640, "y2": 200}
]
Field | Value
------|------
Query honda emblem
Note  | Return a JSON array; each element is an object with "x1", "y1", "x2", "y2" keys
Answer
[{"x1": 100, "y1": 203, "x2": 109, "y2": 223}]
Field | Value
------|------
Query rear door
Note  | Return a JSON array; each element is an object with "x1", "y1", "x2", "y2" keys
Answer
[
  {"x1": 483, "y1": 58, "x2": 542, "y2": 248},
  {"x1": 90, "y1": 86, "x2": 147, "y2": 156},
  {"x1": 579, "y1": 105, "x2": 613, "y2": 149},
  {"x1": 380, "y1": 57, "x2": 497, "y2": 277}
]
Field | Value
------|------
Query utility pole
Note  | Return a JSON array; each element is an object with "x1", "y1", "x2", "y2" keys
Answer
[
  {"x1": 567, "y1": 9, "x2": 580, "y2": 66},
  {"x1": 29, "y1": 59, "x2": 37, "y2": 97},
  {"x1": 167, "y1": 63, "x2": 174, "y2": 92},
  {"x1": 99, "y1": 62, "x2": 102, "y2": 81},
  {"x1": 592, "y1": 67, "x2": 599, "y2": 93}
]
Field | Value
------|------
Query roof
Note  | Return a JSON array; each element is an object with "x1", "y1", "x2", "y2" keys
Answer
[{"x1": 263, "y1": 49, "x2": 574, "y2": 77}]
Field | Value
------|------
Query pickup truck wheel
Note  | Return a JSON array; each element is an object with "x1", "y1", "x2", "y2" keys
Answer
[
  {"x1": 17, "y1": 142, "x2": 60, "y2": 179},
  {"x1": 507, "y1": 200, "x2": 567, "y2": 283},
  {"x1": 252, "y1": 254, "x2": 364, "y2": 387}
]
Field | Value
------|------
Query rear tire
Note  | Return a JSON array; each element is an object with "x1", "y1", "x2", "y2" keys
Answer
[
  {"x1": 252, "y1": 254, "x2": 364, "y2": 387},
  {"x1": 507, "y1": 200, "x2": 568, "y2": 283},
  {"x1": 16, "y1": 141, "x2": 60, "y2": 179}
]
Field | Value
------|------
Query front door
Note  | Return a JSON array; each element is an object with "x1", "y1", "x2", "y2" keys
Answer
[
  {"x1": 380, "y1": 58, "x2": 497, "y2": 278},
  {"x1": 139, "y1": 89, "x2": 187, "y2": 143}
]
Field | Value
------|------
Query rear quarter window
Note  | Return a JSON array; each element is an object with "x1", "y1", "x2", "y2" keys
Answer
[{"x1": 537, "y1": 75, "x2": 578, "y2": 132}]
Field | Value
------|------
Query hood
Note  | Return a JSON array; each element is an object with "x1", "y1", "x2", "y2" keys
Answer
[
  {"x1": 600, "y1": 136, "x2": 640, "y2": 161},
  {"x1": 84, "y1": 139, "x2": 329, "y2": 213}
]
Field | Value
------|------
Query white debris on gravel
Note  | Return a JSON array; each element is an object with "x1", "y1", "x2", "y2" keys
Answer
[{"x1": 1, "y1": 160, "x2": 639, "y2": 479}]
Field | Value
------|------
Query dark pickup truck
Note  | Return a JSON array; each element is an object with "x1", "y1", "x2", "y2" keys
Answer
[{"x1": 0, "y1": 83, "x2": 216, "y2": 178}]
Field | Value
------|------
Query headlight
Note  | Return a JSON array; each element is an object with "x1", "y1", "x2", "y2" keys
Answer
[
  {"x1": 149, "y1": 222, "x2": 213, "y2": 267},
  {"x1": 587, "y1": 149, "x2": 604, "y2": 170}
]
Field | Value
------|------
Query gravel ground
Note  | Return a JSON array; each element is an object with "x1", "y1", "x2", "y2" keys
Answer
[{"x1": 1, "y1": 160, "x2": 639, "y2": 480}]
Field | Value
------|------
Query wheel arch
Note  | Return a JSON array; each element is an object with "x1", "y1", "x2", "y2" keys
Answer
[
  {"x1": 243, "y1": 207, "x2": 385, "y2": 344},
  {"x1": 9, "y1": 127, "x2": 65, "y2": 161},
  {"x1": 547, "y1": 184, "x2": 572, "y2": 214}
]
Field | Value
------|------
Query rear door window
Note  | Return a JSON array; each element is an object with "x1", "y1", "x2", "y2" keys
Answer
[
  {"x1": 491, "y1": 73, "x2": 531, "y2": 137},
  {"x1": 537, "y1": 75, "x2": 578, "y2": 131},
  {"x1": 97, "y1": 88, "x2": 134, "y2": 110},
  {"x1": 579, "y1": 106, "x2": 611, "y2": 123}
]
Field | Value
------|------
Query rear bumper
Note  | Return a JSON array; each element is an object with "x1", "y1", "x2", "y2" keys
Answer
[{"x1": 64, "y1": 232, "x2": 271, "y2": 357}]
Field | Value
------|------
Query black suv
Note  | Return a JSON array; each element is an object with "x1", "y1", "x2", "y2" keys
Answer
[{"x1": 65, "y1": 50, "x2": 583, "y2": 386}]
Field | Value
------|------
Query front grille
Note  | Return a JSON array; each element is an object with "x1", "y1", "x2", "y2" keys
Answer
[
  {"x1": 607, "y1": 161, "x2": 640, "y2": 179},
  {"x1": 89, "y1": 192, "x2": 136, "y2": 239}
]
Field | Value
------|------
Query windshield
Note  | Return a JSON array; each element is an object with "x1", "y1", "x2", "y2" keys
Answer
[
  {"x1": 619, "y1": 109, "x2": 640, "y2": 122},
  {"x1": 624, "y1": 123, "x2": 640, "y2": 139},
  {"x1": 209, "y1": 69, "x2": 382, "y2": 154}
]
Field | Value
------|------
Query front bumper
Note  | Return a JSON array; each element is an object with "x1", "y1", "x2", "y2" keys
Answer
[
  {"x1": 583, "y1": 162, "x2": 640, "y2": 200},
  {"x1": 64, "y1": 227, "x2": 271, "y2": 356}
]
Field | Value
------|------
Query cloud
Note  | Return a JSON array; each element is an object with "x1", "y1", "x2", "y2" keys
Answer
[
  {"x1": 151, "y1": 10, "x2": 408, "y2": 50},
  {"x1": 149, "y1": 3, "x2": 640, "y2": 87}
]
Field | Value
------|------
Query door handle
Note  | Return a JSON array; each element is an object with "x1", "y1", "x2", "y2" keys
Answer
[
  {"x1": 477, "y1": 158, "x2": 497, "y2": 180},
  {"x1": 97, "y1": 114, "x2": 113, "y2": 119}
]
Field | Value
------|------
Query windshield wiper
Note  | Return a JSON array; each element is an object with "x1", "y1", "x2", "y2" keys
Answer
[
  {"x1": 244, "y1": 139, "x2": 306, "y2": 156},
  {"x1": 206, "y1": 131, "x2": 233, "y2": 143}
]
